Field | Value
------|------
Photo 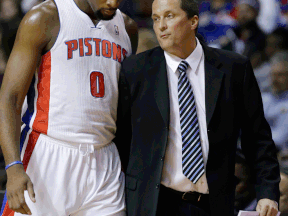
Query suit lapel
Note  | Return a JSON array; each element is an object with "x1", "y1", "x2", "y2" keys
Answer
[
  {"x1": 202, "y1": 45, "x2": 225, "y2": 127},
  {"x1": 147, "y1": 45, "x2": 225, "y2": 128},
  {"x1": 148, "y1": 50, "x2": 170, "y2": 128},
  {"x1": 154, "y1": 59, "x2": 170, "y2": 128}
]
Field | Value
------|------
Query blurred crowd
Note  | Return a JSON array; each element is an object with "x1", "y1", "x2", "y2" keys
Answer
[{"x1": 0, "y1": 0, "x2": 288, "y2": 214}]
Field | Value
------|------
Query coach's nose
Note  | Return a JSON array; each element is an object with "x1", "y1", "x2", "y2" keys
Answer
[{"x1": 159, "y1": 18, "x2": 167, "y2": 32}]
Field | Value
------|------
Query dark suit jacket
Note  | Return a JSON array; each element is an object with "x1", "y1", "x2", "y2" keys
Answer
[{"x1": 114, "y1": 44, "x2": 280, "y2": 216}]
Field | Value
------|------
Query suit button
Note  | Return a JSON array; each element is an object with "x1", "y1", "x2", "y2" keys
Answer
[
  {"x1": 156, "y1": 184, "x2": 160, "y2": 189},
  {"x1": 161, "y1": 157, "x2": 164, "y2": 161},
  {"x1": 207, "y1": 130, "x2": 210, "y2": 132}
]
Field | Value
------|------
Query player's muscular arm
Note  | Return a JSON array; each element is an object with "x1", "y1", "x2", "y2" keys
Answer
[
  {"x1": 122, "y1": 13, "x2": 138, "y2": 54},
  {"x1": 0, "y1": 1, "x2": 58, "y2": 214}
]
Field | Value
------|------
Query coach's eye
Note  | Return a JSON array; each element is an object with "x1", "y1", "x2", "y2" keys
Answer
[
  {"x1": 153, "y1": 17, "x2": 160, "y2": 22},
  {"x1": 167, "y1": 14, "x2": 174, "y2": 19}
]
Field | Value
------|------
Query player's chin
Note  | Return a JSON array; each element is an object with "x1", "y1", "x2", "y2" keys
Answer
[
  {"x1": 101, "y1": 14, "x2": 116, "y2": 20},
  {"x1": 95, "y1": 10, "x2": 116, "y2": 21},
  {"x1": 100, "y1": 9, "x2": 117, "y2": 20}
]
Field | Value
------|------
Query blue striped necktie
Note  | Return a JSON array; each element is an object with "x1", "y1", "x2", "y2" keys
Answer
[{"x1": 178, "y1": 60, "x2": 205, "y2": 184}]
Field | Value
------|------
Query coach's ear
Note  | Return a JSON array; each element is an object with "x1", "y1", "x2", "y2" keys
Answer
[{"x1": 190, "y1": 15, "x2": 198, "y2": 32}]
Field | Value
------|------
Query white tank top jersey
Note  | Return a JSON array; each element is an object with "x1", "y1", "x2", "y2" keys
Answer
[{"x1": 21, "y1": 0, "x2": 132, "y2": 146}]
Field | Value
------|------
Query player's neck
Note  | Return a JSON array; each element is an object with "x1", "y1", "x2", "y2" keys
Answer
[{"x1": 73, "y1": 0, "x2": 100, "y2": 23}]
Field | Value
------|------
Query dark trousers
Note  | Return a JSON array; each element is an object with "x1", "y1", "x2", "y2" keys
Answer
[{"x1": 156, "y1": 185, "x2": 211, "y2": 216}]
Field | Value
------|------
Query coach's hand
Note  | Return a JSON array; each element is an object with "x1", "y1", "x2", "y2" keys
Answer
[
  {"x1": 256, "y1": 198, "x2": 278, "y2": 216},
  {"x1": 6, "y1": 164, "x2": 36, "y2": 215}
]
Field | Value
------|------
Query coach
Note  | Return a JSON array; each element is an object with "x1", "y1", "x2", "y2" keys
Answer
[{"x1": 115, "y1": 0, "x2": 280, "y2": 215}]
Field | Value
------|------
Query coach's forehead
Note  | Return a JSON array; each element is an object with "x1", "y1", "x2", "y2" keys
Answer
[{"x1": 152, "y1": 0, "x2": 181, "y2": 15}]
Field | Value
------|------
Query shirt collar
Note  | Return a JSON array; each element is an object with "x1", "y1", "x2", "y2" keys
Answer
[{"x1": 164, "y1": 37, "x2": 203, "y2": 74}]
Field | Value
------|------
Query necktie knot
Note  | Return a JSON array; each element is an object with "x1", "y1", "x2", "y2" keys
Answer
[{"x1": 178, "y1": 61, "x2": 189, "y2": 74}]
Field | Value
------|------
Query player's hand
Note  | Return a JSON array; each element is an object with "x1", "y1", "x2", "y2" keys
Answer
[
  {"x1": 6, "y1": 164, "x2": 36, "y2": 215},
  {"x1": 256, "y1": 198, "x2": 278, "y2": 216}
]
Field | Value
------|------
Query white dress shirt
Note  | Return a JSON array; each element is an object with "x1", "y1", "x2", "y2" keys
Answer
[{"x1": 161, "y1": 38, "x2": 209, "y2": 194}]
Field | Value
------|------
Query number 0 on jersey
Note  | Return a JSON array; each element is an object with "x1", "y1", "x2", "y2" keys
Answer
[{"x1": 90, "y1": 72, "x2": 105, "y2": 98}]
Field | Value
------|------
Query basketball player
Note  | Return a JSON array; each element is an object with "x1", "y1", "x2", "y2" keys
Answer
[{"x1": 0, "y1": 0, "x2": 138, "y2": 215}]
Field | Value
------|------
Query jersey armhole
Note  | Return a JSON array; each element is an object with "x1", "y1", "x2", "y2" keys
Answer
[
  {"x1": 118, "y1": 10, "x2": 133, "y2": 56},
  {"x1": 45, "y1": 0, "x2": 63, "y2": 54}
]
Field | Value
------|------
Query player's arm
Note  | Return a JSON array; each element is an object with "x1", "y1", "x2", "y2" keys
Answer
[
  {"x1": 0, "y1": 3, "x2": 56, "y2": 215},
  {"x1": 122, "y1": 13, "x2": 138, "y2": 54}
]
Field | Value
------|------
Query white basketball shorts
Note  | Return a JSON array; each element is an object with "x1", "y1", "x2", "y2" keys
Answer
[{"x1": 1, "y1": 131, "x2": 125, "y2": 216}]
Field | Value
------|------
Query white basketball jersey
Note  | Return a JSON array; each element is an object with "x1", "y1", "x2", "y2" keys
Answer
[{"x1": 21, "y1": 0, "x2": 132, "y2": 145}]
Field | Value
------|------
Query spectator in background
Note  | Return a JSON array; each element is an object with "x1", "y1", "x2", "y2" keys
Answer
[
  {"x1": 253, "y1": 28, "x2": 288, "y2": 93},
  {"x1": 0, "y1": 0, "x2": 23, "y2": 58},
  {"x1": 136, "y1": 28, "x2": 158, "y2": 54},
  {"x1": 279, "y1": 164, "x2": 288, "y2": 215},
  {"x1": 198, "y1": 0, "x2": 237, "y2": 48},
  {"x1": 278, "y1": 0, "x2": 288, "y2": 27},
  {"x1": 262, "y1": 51, "x2": 288, "y2": 151},
  {"x1": 219, "y1": 0, "x2": 266, "y2": 59},
  {"x1": 250, "y1": 50, "x2": 271, "y2": 92},
  {"x1": 230, "y1": 0, "x2": 266, "y2": 58},
  {"x1": 257, "y1": 0, "x2": 281, "y2": 34},
  {"x1": 265, "y1": 28, "x2": 288, "y2": 60},
  {"x1": 279, "y1": 149, "x2": 288, "y2": 167},
  {"x1": 21, "y1": 0, "x2": 43, "y2": 14}
]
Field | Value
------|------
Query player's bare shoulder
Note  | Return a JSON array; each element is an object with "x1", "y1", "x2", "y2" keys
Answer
[
  {"x1": 16, "y1": 0, "x2": 60, "y2": 53},
  {"x1": 121, "y1": 12, "x2": 138, "y2": 54},
  {"x1": 121, "y1": 13, "x2": 137, "y2": 30}
]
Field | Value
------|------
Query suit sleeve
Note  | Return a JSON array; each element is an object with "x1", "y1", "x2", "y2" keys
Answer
[
  {"x1": 240, "y1": 59, "x2": 280, "y2": 203},
  {"x1": 113, "y1": 66, "x2": 132, "y2": 172}
]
